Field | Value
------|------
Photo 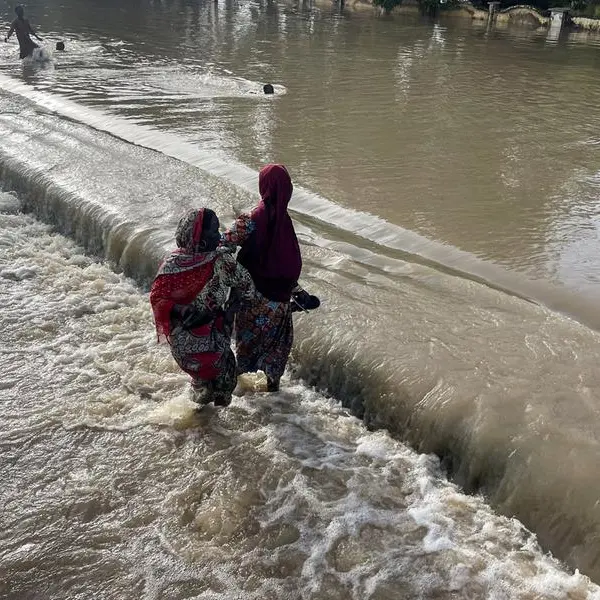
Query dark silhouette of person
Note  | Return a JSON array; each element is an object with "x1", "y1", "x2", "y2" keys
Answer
[
  {"x1": 56, "y1": 41, "x2": 65, "y2": 51},
  {"x1": 263, "y1": 84, "x2": 274, "y2": 95},
  {"x1": 5, "y1": 6, "x2": 43, "y2": 59}
]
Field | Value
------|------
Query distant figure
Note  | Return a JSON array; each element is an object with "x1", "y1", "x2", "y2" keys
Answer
[
  {"x1": 4, "y1": 6, "x2": 43, "y2": 60},
  {"x1": 55, "y1": 41, "x2": 65, "y2": 51},
  {"x1": 263, "y1": 84, "x2": 274, "y2": 95}
]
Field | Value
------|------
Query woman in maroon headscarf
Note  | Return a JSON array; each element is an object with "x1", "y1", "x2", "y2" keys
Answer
[
  {"x1": 222, "y1": 164, "x2": 313, "y2": 392},
  {"x1": 150, "y1": 208, "x2": 254, "y2": 406}
]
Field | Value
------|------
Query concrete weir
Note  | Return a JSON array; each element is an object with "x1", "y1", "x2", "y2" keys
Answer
[{"x1": 322, "y1": 0, "x2": 600, "y2": 34}]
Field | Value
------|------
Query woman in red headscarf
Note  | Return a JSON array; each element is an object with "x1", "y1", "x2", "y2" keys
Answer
[
  {"x1": 150, "y1": 208, "x2": 254, "y2": 406},
  {"x1": 222, "y1": 164, "x2": 316, "y2": 392}
]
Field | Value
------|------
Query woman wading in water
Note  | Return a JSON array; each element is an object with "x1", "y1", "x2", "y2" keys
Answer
[
  {"x1": 150, "y1": 208, "x2": 254, "y2": 406},
  {"x1": 223, "y1": 164, "x2": 318, "y2": 392}
]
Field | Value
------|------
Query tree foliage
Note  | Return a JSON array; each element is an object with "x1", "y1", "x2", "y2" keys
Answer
[
  {"x1": 372, "y1": 0, "x2": 600, "y2": 16},
  {"x1": 372, "y1": 0, "x2": 459, "y2": 15}
]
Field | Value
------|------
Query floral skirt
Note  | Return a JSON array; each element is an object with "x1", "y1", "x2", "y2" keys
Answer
[
  {"x1": 170, "y1": 313, "x2": 237, "y2": 402},
  {"x1": 234, "y1": 289, "x2": 293, "y2": 383}
]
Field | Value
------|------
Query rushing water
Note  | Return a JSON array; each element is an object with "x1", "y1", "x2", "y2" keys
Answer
[
  {"x1": 5, "y1": 0, "x2": 600, "y2": 298},
  {"x1": 1, "y1": 194, "x2": 598, "y2": 599},
  {"x1": 2, "y1": 0, "x2": 600, "y2": 595}
]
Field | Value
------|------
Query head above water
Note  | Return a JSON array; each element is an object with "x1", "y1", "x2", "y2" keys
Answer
[
  {"x1": 56, "y1": 41, "x2": 65, "y2": 51},
  {"x1": 175, "y1": 208, "x2": 220, "y2": 254},
  {"x1": 259, "y1": 164, "x2": 293, "y2": 209},
  {"x1": 263, "y1": 84, "x2": 274, "y2": 95},
  {"x1": 15, "y1": 5, "x2": 24, "y2": 18}
]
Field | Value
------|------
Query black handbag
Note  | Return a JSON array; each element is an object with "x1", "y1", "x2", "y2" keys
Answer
[
  {"x1": 291, "y1": 290, "x2": 320, "y2": 313},
  {"x1": 171, "y1": 304, "x2": 214, "y2": 330}
]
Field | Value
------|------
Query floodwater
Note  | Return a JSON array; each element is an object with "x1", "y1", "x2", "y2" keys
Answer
[{"x1": 2, "y1": 0, "x2": 600, "y2": 596}]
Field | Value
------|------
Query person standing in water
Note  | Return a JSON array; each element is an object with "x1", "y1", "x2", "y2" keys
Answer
[
  {"x1": 222, "y1": 164, "x2": 316, "y2": 393},
  {"x1": 150, "y1": 208, "x2": 255, "y2": 407},
  {"x1": 5, "y1": 5, "x2": 43, "y2": 59}
]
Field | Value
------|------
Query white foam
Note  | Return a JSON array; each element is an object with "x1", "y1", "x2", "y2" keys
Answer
[
  {"x1": 31, "y1": 47, "x2": 52, "y2": 63},
  {"x1": 233, "y1": 371, "x2": 268, "y2": 395},
  {"x1": 143, "y1": 66, "x2": 287, "y2": 99},
  {"x1": 0, "y1": 191, "x2": 21, "y2": 214},
  {"x1": 2, "y1": 203, "x2": 600, "y2": 599}
]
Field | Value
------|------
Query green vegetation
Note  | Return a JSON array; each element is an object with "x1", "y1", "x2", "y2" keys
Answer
[
  {"x1": 372, "y1": 0, "x2": 459, "y2": 15},
  {"x1": 498, "y1": 0, "x2": 600, "y2": 15},
  {"x1": 371, "y1": 0, "x2": 402, "y2": 13},
  {"x1": 569, "y1": 0, "x2": 600, "y2": 17},
  {"x1": 372, "y1": 0, "x2": 600, "y2": 17}
]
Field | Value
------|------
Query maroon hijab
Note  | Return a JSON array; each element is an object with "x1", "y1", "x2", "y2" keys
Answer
[{"x1": 239, "y1": 164, "x2": 302, "y2": 301}]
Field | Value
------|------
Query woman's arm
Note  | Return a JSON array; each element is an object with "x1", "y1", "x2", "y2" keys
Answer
[
  {"x1": 193, "y1": 252, "x2": 254, "y2": 314},
  {"x1": 215, "y1": 252, "x2": 254, "y2": 298},
  {"x1": 221, "y1": 213, "x2": 255, "y2": 248},
  {"x1": 5, "y1": 23, "x2": 15, "y2": 42},
  {"x1": 28, "y1": 21, "x2": 43, "y2": 41}
]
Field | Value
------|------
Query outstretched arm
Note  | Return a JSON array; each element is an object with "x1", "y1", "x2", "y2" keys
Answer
[
  {"x1": 5, "y1": 23, "x2": 15, "y2": 42},
  {"x1": 194, "y1": 253, "x2": 254, "y2": 314},
  {"x1": 28, "y1": 22, "x2": 42, "y2": 41},
  {"x1": 219, "y1": 255, "x2": 254, "y2": 299},
  {"x1": 221, "y1": 213, "x2": 255, "y2": 248}
]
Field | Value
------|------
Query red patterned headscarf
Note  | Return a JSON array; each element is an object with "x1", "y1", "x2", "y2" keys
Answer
[{"x1": 150, "y1": 208, "x2": 217, "y2": 342}]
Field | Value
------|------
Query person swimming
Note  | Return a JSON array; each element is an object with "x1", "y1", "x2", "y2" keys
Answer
[{"x1": 5, "y1": 6, "x2": 43, "y2": 60}]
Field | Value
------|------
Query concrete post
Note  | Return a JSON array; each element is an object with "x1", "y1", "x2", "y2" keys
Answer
[
  {"x1": 488, "y1": 1, "x2": 500, "y2": 19},
  {"x1": 550, "y1": 7, "x2": 570, "y2": 32}
]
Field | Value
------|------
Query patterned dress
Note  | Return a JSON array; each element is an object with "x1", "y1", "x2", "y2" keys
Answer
[
  {"x1": 222, "y1": 213, "x2": 295, "y2": 387},
  {"x1": 168, "y1": 250, "x2": 254, "y2": 403},
  {"x1": 150, "y1": 209, "x2": 254, "y2": 406}
]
